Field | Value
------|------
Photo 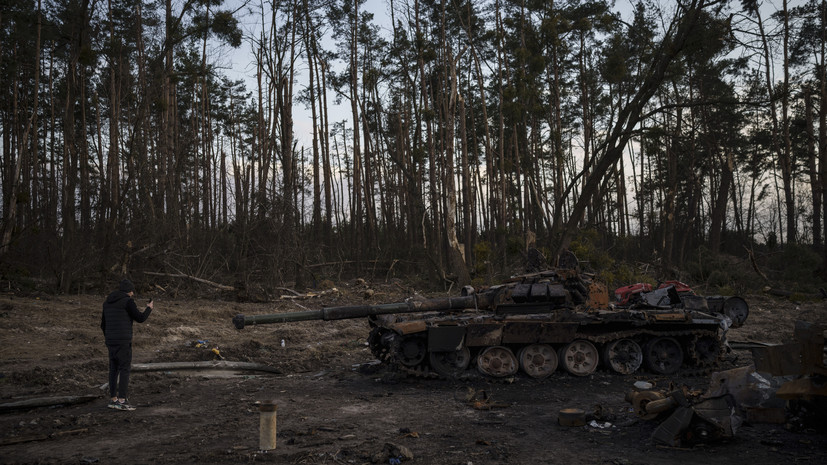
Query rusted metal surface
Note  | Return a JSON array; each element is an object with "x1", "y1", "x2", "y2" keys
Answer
[
  {"x1": 775, "y1": 377, "x2": 827, "y2": 400},
  {"x1": 795, "y1": 321, "x2": 827, "y2": 375},
  {"x1": 389, "y1": 320, "x2": 427, "y2": 335},
  {"x1": 502, "y1": 322, "x2": 544, "y2": 344},
  {"x1": 751, "y1": 320, "x2": 827, "y2": 402},
  {"x1": 587, "y1": 283, "x2": 609, "y2": 308},
  {"x1": 650, "y1": 407, "x2": 695, "y2": 446},
  {"x1": 629, "y1": 385, "x2": 737, "y2": 446},
  {"x1": 751, "y1": 343, "x2": 804, "y2": 376},
  {"x1": 745, "y1": 407, "x2": 786, "y2": 424},
  {"x1": 464, "y1": 324, "x2": 503, "y2": 346}
]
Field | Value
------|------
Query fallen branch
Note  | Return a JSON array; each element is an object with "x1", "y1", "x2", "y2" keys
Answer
[
  {"x1": 0, "y1": 395, "x2": 98, "y2": 413},
  {"x1": 275, "y1": 287, "x2": 301, "y2": 296},
  {"x1": 131, "y1": 360, "x2": 281, "y2": 374},
  {"x1": 763, "y1": 287, "x2": 827, "y2": 300},
  {"x1": 143, "y1": 272, "x2": 235, "y2": 291},
  {"x1": 305, "y1": 260, "x2": 380, "y2": 269},
  {"x1": 0, "y1": 428, "x2": 88, "y2": 446},
  {"x1": 280, "y1": 288, "x2": 340, "y2": 300},
  {"x1": 743, "y1": 245, "x2": 770, "y2": 283}
]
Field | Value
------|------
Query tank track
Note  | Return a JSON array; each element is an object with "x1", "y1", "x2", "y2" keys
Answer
[
  {"x1": 583, "y1": 327, "x2": 723, "y2": 363},
  {"x1": 368, "y1": 326, "x2": 724, "y2": 380},
  {"x1": 582, "y1": 327, "x2": 724, "y2": 374}
]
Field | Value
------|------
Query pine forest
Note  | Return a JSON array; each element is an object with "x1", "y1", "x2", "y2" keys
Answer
[{"x1": 1, "y1": 0, "x2": 826, "y2": 296}]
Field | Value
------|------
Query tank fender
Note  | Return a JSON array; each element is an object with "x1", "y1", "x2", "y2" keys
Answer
[
  {"x1": 428, "y1": 326, "x2": 466, "y2": 352},
  {"x1": 388, "y1": 320, "x2": 427, "y2": 335}
]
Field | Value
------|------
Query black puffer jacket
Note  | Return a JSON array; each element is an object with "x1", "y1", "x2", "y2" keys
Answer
[{"x1": 100, "y1": 290, "x2": 152, "y2": 344}]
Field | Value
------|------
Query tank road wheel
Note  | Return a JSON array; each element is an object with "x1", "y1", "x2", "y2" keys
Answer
[
  {"x1": 723, "y1": 297, "x2": 749, "y2": 328},
  {"x1": 688, "y1": 335, "x2": 722, "y2": 367},
  {"x1": 602, "y1": 339, "x2": 643, "y2": 374},
  {"x1": 558, "y1": 340, "x2": 599, "y2": 376},
  {"x1": 476, "y1": 346, "x2": 519, "y2": 378},
  {"x1": 644, "y1": 337, "x2": 684, "y2": 374},
  {"x1": 395, "y1": 335, "x2": 427, "y2": 367},
  {"x1": 367, "y1": 327, "x2": 393, "y2": 363},
  {"x1": 518, "y1": 344, "x2": 558, "y2": 379},
  {"x1": 429, "y1": 346, "x2": 471, "y2": 378}
]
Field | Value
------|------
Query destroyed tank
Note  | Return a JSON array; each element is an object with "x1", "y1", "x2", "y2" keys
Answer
[{"x1": 232, "y1": 261, "x2": 748, "y2": 380}]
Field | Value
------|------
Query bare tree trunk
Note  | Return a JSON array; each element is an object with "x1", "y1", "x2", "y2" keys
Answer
[
  {"x1": 0, "y1": 0, "x2": 42, "y2": 258},
  {"x1": 414, "y1": 0, "x2": 441, "y2": 273},
  {"x1": 350, "y1": 0, "x2": 363, "y2": 266},
  {"x1": 495, "y1": 0, "x2": 506, "y2": 260},
  {"x1": 458, "y1": 92, "x2": 473, "y2": 268},
  {"x1": 780, "y1": 0, "x2": 796, "y2": 243},
  {"x1": 753, "y1": 0, "x2": 793, "y2": 244},
  {"x1": 319, "y1": 59, "x2": 333, "y2": 242},
  {"x1": 663, "y1": 103, "x2": 681, "y2": 270},
  {"x1": 303, "y1": 2, "x2": 322, "y2": 239},
  {"x1": 578, "y1": 31, "x2": 592, "y2": 226},
  {"x1": 805, "y1": 89, "x2": 821, "y2": 247},
  {"x1": 443, "y1": 30, "x2": 470, "y2": 285},
  {"x1": 820, "y1": 0, "x2": 827, "y2": 273},
  {"x1": 709, "y1": 151, "x2": 734, "y2": 254},
  {"x1": 555, "y1": 0, "x2": 708, "y2": 257}
]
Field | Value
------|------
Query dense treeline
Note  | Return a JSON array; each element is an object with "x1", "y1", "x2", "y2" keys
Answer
[{"x1": 1, "y1": 0, "x2": 825, "y2": 295}]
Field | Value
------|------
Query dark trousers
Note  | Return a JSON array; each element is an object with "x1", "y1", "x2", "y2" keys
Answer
[{"x1": 106, "y1": 342, "x2": 132, "y2": 399}]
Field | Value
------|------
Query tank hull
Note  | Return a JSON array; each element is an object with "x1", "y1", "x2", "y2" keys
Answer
[{"x1": 233, "y1": 256, "x2": 745, "y2": 379}]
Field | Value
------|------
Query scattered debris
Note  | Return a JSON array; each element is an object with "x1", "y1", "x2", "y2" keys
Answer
[
  {"x1": 588, "y1": 420, "x2": 613, "y2": 429},
  {"x1": 625, "y1": 320, "x2": 827, "y2": 447},
  {"x1": 369, "y1": 442, "x2": 413, "y2": 463},
  {"x1": 558, "y1": 408, "x2": 586, "y2": 427},
  {"x1": 461, "y1": 388, "x2": 510, "y2": 410},
  {"x1": 193, "y1": 340, "x2": 224, "y2": 360},
  {"x1": 633, "y1": 381, "x2": 654, "y2": 390},
  {"x1": 750, "y1": 320, "x2": 827, "y2": 427},
  {"x1": 705, "y1": 365, "x2": 779, "y2": 414}
]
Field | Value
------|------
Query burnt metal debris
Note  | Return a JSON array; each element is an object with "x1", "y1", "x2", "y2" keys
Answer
[
  {"x1": 750, "y1": 320, "x2": 827, "y2": 424},
  {"x1": 626, "y1": 383, "x2": 740, "y2": 447},
  {"x1": 626, "y1": 320, "x2": 827, "y2": 447},
  {"x1": 233, "y1": 252, "x2": 748, "y2": 379}
]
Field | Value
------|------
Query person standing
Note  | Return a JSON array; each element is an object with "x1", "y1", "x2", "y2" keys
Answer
[{"x1": 100, "y1": 279, "x2": 153, "y2": 411}]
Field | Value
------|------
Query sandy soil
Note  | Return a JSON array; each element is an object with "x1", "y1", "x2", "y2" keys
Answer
[{"x1": 0, "y1": 281, "x2": 825, "y2": 465}]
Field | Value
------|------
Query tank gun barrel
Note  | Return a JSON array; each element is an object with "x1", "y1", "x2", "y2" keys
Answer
[{"x1": 233, "y1": 294, "x2": 487, "y2": 329}]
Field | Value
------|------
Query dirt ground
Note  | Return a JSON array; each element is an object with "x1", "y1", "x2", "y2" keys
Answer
[{"x1": 1, "y1": 280, "x2": 826, "y2": 465}]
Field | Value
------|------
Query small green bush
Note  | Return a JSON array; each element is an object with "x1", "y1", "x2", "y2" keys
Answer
[
  {"x1": 569, "y1": 230, "x2": 615, "y2": 273},
  {"x1": 764, "y1": 244, "x2": 822, "y2": 291}
]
